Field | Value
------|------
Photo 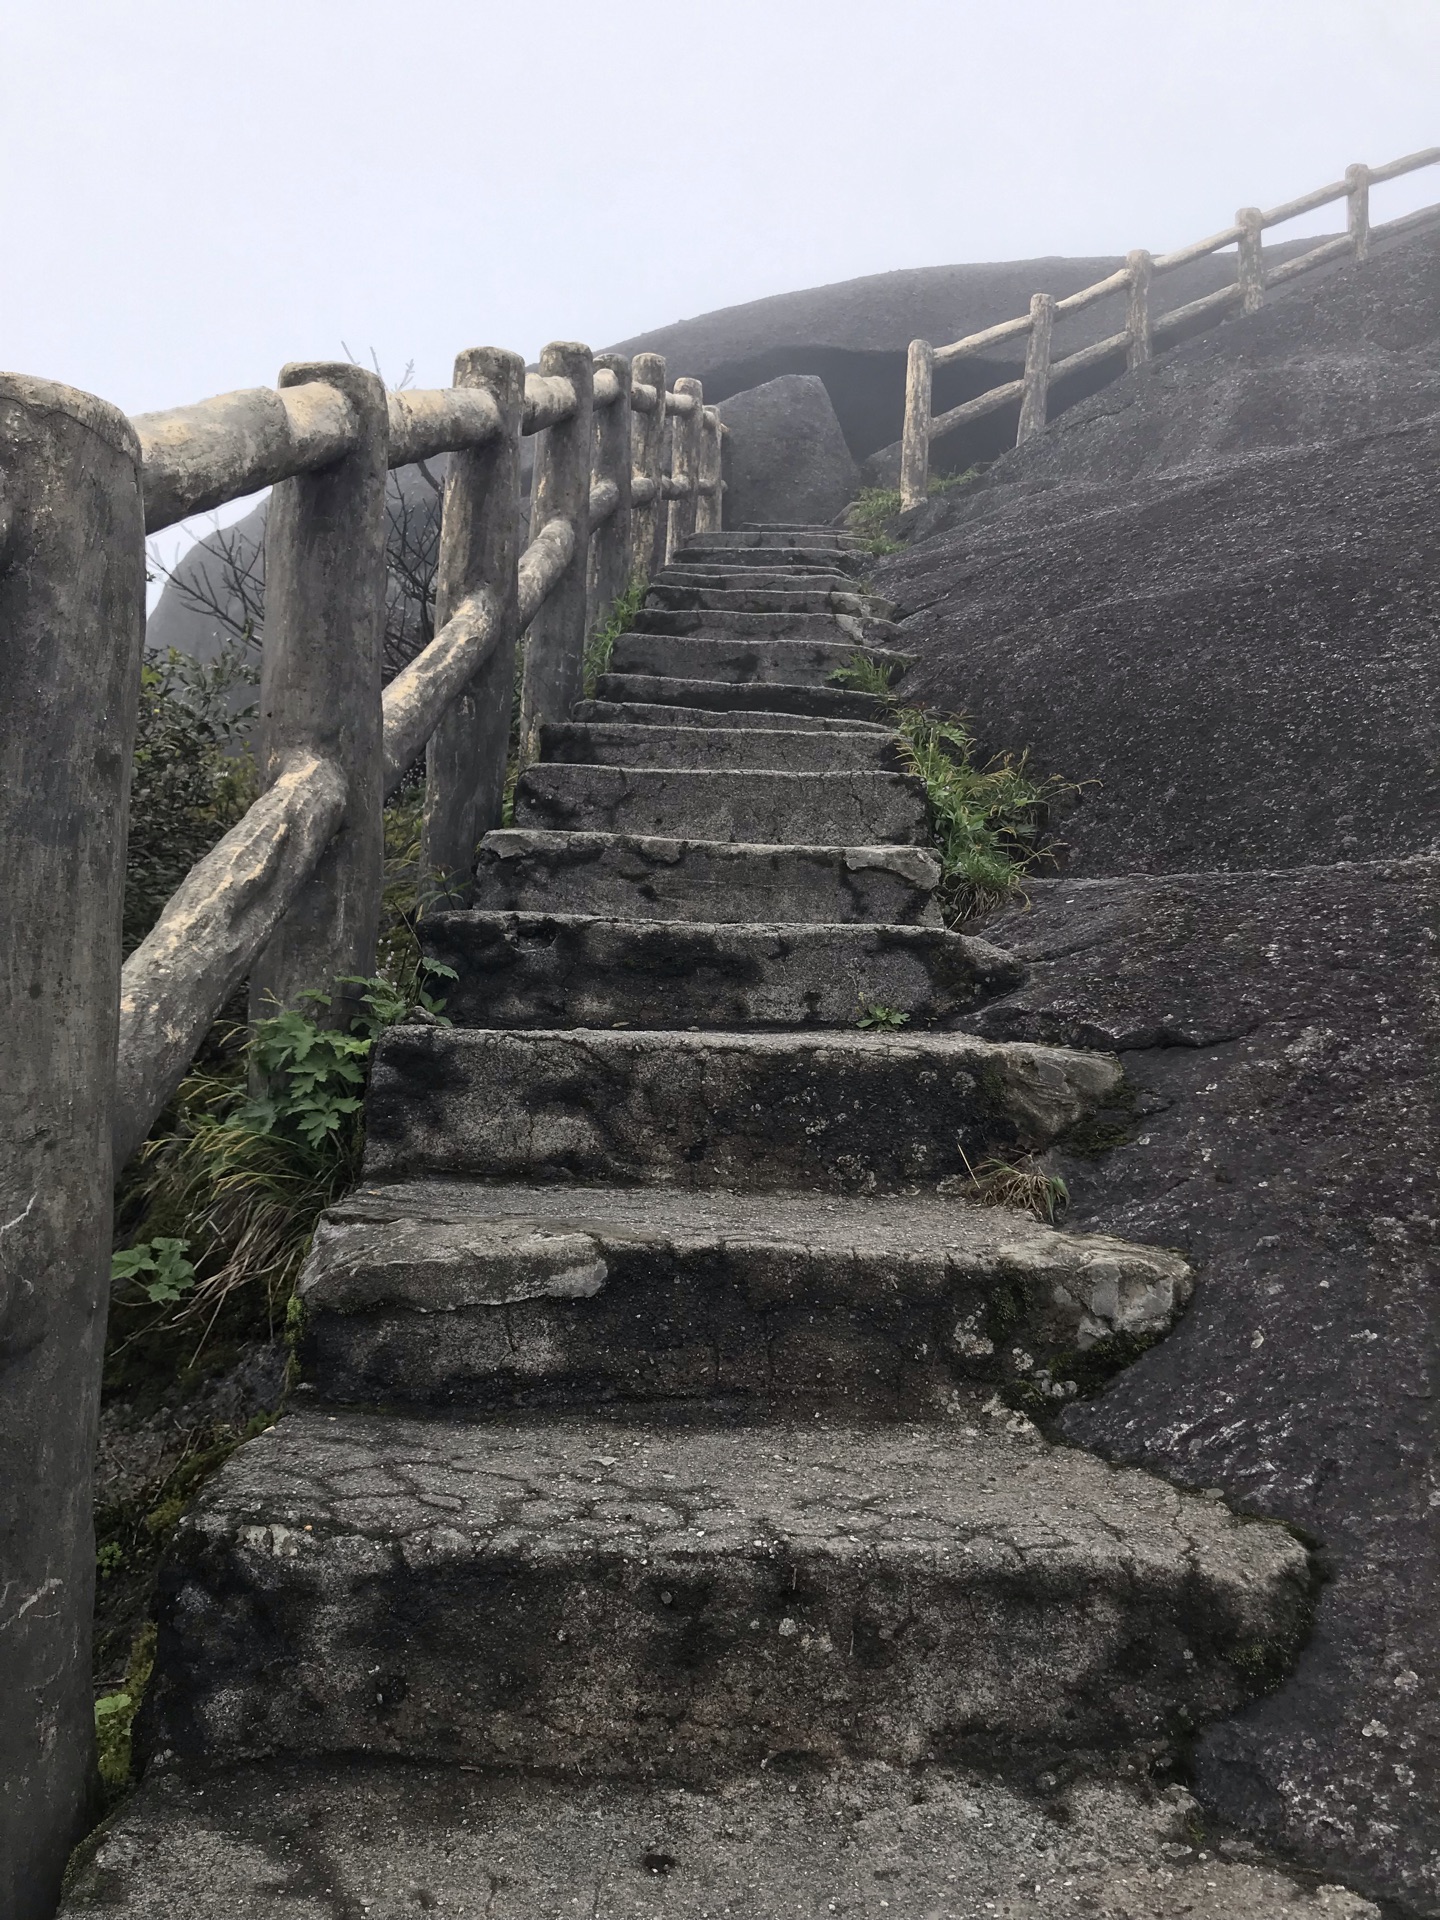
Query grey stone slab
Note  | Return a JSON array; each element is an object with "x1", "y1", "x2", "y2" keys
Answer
[
  {"x1": 593, "y1": 673, "x2": 892, "y2": 723},
  {"x1": 644, "y1": 584, "x2": 892, "y2": 618},
  {"x1": 60, "y1": 1757, "x2": 1383, "y2": 1920},
  {"x1": 472, "y1": 829, "x2": 940, "y2": 924},
  {"x1": 572, "y1": 698, "x2": 891, "y2": 735},
  {"x1": 610, "y1": 632, "x2": 908, "y2": 690},
  {"x1": 681, "y1": 530, "x2": 863, "y2": 554},
  {"x1": 361, "y1": 1025, "x2": 1123, "y2": 1190},
  {"x1": 299, "y1": 1179, "x2": 1191, "y2": 1411},
  {"x1": 142, "y1": 1406, "x2": 1310, "y2": 1777},
  {"x1": 421, "y1": 911, "x2": 1018, "y2": 1029},
  {"x1": 537, "y1": 720, "x2": 902, "y2": 771},
  {"x1": 631, "y1": 606, "x2": 903, "y2": 645},
  {"x1": 512, "y1": 765, "x2": 927, "y2": 845},
  {"x1": 655, "y1": 566, "x2": 861, "y2": 593},
  {"x1": 714, "y1": 375, "x2": 862, "y2": 527}
]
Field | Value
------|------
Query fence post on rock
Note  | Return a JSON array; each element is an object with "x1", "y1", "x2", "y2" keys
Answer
[
  {"x1": 899, "y1": 338, "x2": 934, "y2": 510},
  {"x1": 519, "y1": 340, "x2": 594, "y2": 762},
  {"x1": 1346, "y1": 163, "x2": 1371, "y2": 262},
  {"x1": 588, "y1": 351, "x2": 634, "y2": 633},
  {"x1": 1237, "y1": 207, "x2": 1266, "y2": 314},
  {"x1": 630, "y1": 350, "x2": 668, "y2": 578},
  {"x1": 0, "y1": 375, "x2": 145, "y2": 1920},
  {"x1": 248, "y1": 362, "x2": 389, "y2": 1031},
  {"x1": 666, "y1": 376, "x2": 704, "y2": 559},
  {"x1": 1126, "y1": 249, "x2": 1154, "y2": 370},
  {"x1": 695, "y1": 405, "x2": 724, "y2": 533},
  {"x1": 1016, "y1": 292, "x2": 1056, "y2": 444},
  {"x1": 424, "y1": 346, "x2": 525, "y2": 892}
]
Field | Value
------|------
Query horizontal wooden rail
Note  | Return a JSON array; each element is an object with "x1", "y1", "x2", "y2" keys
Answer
[
  {"x1": 899, "y1": 142, "x2": 1439, "y2": 504},
  {"x1": 386, "y1": 387, "x2": 503, "y2": 466},
  {"x1": 134, "y1": 383, "x2": 359, "y2": 533}
]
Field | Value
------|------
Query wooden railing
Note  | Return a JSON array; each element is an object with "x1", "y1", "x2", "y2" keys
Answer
[{"x1": 899, "y1": 145, "x2": 1440, "y2": 507}]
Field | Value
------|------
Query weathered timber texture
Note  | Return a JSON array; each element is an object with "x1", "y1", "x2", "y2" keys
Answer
[
  {"x1": 248, "y1": 364, "x2": 389, "y2": 1026},
  {"x1": 385, "y1": 385, "x2": 502, "y2": 467},
  {"x1": 519, "y1": 343, "x2": 594, "y2": 764},
  {"x1": 422, "y1": 348, "x2": 525, "y2": 891},
  {"x1": 1016, "y1": 292, "x2": 1056, "y2": 444},
  {"x1": 1237, "y1": 207, "x2": 1266, "y2": 314},
  {"x1": 132, "y1": 382, "x2": 357, "y2": 533},
  {"x1": 115, "y1": 754, "x2": 347, "y2": 1166},
  {"x1": 694, "y1": 405, "x2": 723, "y2": 532},
  {"x1": 899, "y1": 338, "x2": 934, "y2": 508},
  {"x1": 1126, "y1": 249, "x2": 1153, "y2": 369},
  {"x1": 586, "y1": 353, "x2": 633, "y2": 633},
  {"x1": 666, "y1": 375, "x2": 704, "y2": 559},
  {"x1": 1346, "y1": 164, "x2": 1371, "y2": 263},
  {"x1": 629, "y1": 351, "x2": 667, "y2": 577},
  {"x1": 0, "y1": 375, "x2": 145, "y2": 1920}
]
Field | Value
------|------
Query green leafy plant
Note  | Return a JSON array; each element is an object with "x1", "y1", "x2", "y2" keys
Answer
[
  {"x1": 927, "y1": 464, "x2": 982, "y2": 496},
  {"x1": 93, "y1": 1621, "x2": 156, "y2": 1800},
  {"x1": 109, "y1": 1237, "x2": 197, "y2": 1304},
  {"x1": 583, "y1": 572, "x2": 647, "y2": 699},
  {"x1": 856, "y1": 1003, "x2": 911, "y2": 1030},
  {"x1": 828, "y1": 651, "x2": 898, "y2": 697}
]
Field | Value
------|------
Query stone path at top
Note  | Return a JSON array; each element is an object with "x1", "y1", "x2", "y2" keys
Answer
[{"x1": 66, "y1": 529, "x2": 1363, "y2": 1919}]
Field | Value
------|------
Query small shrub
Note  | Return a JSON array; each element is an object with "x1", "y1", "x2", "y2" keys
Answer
[
  {"x1": 856, "y1": 1003, "x2": 911, "y2": 1030},
  {"x1": 828, "y1": 651, "x2": 899, "y2": 698},
  {"x1": 583, "y1": 573, "x2": 647, "y2": 699}
]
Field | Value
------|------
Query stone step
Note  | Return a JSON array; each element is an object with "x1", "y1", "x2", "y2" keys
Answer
[
  {"x1": 538, "y1": 719, "x2": 902, "y2": 772},
  {"x1": 62, "y1": 1754, "x2": 1373, "y2": 1920},
  {"x1": 472, "y1": 829, "x2": 939, "y2": 924},
  {"x1": 362, "y1": 1025, "x2": 1121, "y2": 1190},
  {"x1": 572, "y1": 697, "x2": 891, "y2": 735},
  {"x1": 611, "y1": 633, "x2": 909, "y2": 690},
  {"x1": 682, "y1": 528, "x2": 863, "y2": 553},
  {"x1": 645, "y1": 584, "x2": 893, "y2": 618},
  {"x1": 139, "y1": 1404, "x2": 1311, "y2": 1779},
  {"x1": 421, "y1": 911, "x2": 1021, "y2": 1029},
  {"x1": 654, "y1": 565, "x2": 861, "y2": 593},
  {"x1": 299, "y1": 1179, "x2": 1191, "y2": 1412},
  {"x1": 631, "y1": 606, "x2": 903, "y2": 646},
  {"x1": 512, "y1": 765, "x2": 927, "y2": 845},
  {"x1": 669, "y1": 543, "x2": 869, "y2": 574},
  {"x1": 592, "y1": 674, "x2": 892, "y2": 723}
]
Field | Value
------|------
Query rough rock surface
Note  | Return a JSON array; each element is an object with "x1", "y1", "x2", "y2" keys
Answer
[
  {"x1": 715, "y1": 374, "x2": 860, "y2": 527},
  {"x1": 64, "y1": 1758, "x2": 1383, "y2": 1919},
  {"x1": 961, "y1": 858, "x2": 1440, "y2": 1912},
  {"x1": 877, "y1": 225, "x2": 1440, "y2": 876}
]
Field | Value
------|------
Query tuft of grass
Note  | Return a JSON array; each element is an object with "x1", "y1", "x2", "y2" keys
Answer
[
  {"x1": 927, "y1": 465, "x2": 982, "y2": 496},
  {"x1": 828, "y1": 651, "x2": 899, "y2": 698},
  {"x1": 959, "y1": 1152, "x2": 1070, "y2": 1224},
  {"x1": 583, "y1": 573, "x2": 647, "y2": 699}
]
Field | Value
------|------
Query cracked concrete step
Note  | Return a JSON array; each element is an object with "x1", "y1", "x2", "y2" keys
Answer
[
  {"x1": 59, "y1": 1755, "x2": 1381, "y2": 1920},
  {"x1": 682, "y1": 528, "x2": 864, "y2": 554},
  {"x1": 572, "y1": 697, "x2": 891, "y2": 735},
  {"x1": 610, "y1": 633, "x2": 909, "y2": 690},
  {"x1": 512, "y1": 765, "x2": 928, "y2": 845},
  {"x1": 653, "y1": 565, "x2": 864, "y2": 593},
  {"x1": 298, "y1": 1179, "x2": 1192, "y2": 1412},
  {"x1": 472, "y1": 830, "x2": 941, "y2": 924},
  {"x1": 139, "y1": 1406, "x2": 1312, "y2": 1780},
  {"x1": 537, "y1": 719, "x2": 903, "y2": 772},
  {"x1": 421, "y1": 911, "x2": 1021, "y2": 1030},
  {"x1": 630, "y1": 607, "x2": 903, "y2": 646},
  {"x1": 644, "y1": 584, "x2": 893, "y2": 618},
  {"x1": 362, "y1": 1025, "x2": 1122, "y2": 1190},
  {"x1": 666, "y1": 544, "x2": 869, "y2": 576},
  {"x1": 592, "y1": 674, "x2": 893, "y2": 723}
]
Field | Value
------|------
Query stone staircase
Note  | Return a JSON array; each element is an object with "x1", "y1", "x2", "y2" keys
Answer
[{"x1": 66, "y1": 529, "x2": 1358, "y2": 1918}]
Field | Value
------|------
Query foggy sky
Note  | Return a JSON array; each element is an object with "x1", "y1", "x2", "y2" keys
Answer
[{"x1": 4, "y1": 0, "x2": 1435, "y2": 418}]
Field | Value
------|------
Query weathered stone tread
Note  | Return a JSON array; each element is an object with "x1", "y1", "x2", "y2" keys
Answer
[
  {"x1": 512, "y1": 764, "x2": 927, "y2": 845},
  {"x1": 537, "y1": 719, "x2": 901, "y2": 771},
  {"x1": 570, "y1": 698, "x2": 891, "y2": 734},
  {"x1": 592, "y1": 673, "x2": 892, "y2": 722}
]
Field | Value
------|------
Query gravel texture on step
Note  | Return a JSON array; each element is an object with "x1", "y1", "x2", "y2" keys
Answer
[
  {"x1": 420, "y1": 911, "x2": 1019, "y2": 1029},
  {"x1": 653, "y1": 565, "x2": 862, "y2": 592},
  {"x1": 299, "y1": 1178, "x2": 1191, "y2": 1410},
  {"x1": 611, "y1": 631, "x2": 909, "y2": 690},
  {"x1": 629, "y1": 607, "x2": 903, "y2": 647},
  {"x1": 593, "y1": 674, "x2": 892, "y2": 723},
  {"x1": 537, "y1": 720, "x2": 902, "y2": 772},
  {"x1": 61, "y1": 1757, "x2": 1381, "y2": 1920},
  {"x1": 572, "y1": 697, "x2": 891, "y2": 734},
  {"x1": 473, "y1": 829, "x2": 940, "y2": 924},
  {"x1": 512, "y1": 765, "x2": 928, "y2": 845},
  {"x1": 140, "y1": 1406, "x2": 1311, "y2": 1777},
  {"x1": 644, "y1": 584, "x2": 892, "y2": 618},
  {"x1": 361, "y1": 1025, "x2": 1123, "y2": 1190}
]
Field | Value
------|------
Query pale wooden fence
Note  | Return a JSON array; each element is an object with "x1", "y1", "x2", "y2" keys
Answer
[
  {"x1": 116, "y1": 345, "x2": 722, "y2": 1163},
  {"x1": 899, "y1": 145, "x2": 1440, "y2": 507}
]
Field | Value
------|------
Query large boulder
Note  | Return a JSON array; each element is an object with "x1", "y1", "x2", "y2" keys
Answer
[{"x1": 716, "y1": 375, "x2": 859, "y2": 527}]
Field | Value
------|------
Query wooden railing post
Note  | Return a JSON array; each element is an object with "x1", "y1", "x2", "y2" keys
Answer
[
  {"x1": 630, "y1": 350, "x2": 668, "y2": 578},
  {"x1": 695, "y1": 405, "x2": 724, "y2": 533},
  {"x1": 0, "y1": 376, "x2": 144, "y2": 1920},
  {"x1": 588, "y1": 351, "x2": 634, "y2": 631},
  {"x1": 519, "y1": 341, "x2": 594, "y2": 760},
  {"x1": 899, "y1": 339, "x2": 934, "y2": 509},
  {"x1": 1347, "y1": 163, "x2": 1371, "y2": 262},
  {"x1": 1237, "y1": 207, "x2": 1266, "y2": 314},
  {"x1": 1016, "y1": 293, "x2": 1056, "y2": 444},
  {"x1": 1126, "y1": 249, "x2": 1154, "y2": 369},
  {"x1": 424, "y1": 347, "x2": 525, "y2": 891},
  {"x1": 666, "y1": 376, "x2": 704, "y2": 558},
  {"x1": 249, "y1": 362, "x2": 389, "y2": 1028}
]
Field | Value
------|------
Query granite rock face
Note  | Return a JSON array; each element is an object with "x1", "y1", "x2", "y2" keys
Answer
[
  {"x1": 961, "y1": 858, "x2": 1440, "y2": 1912},
  {"x1": 877, "y1": 223, "x2": 1440, "y2": 876},
  {"x1": 715, "y1": 374, "x2": 860, "y2": 527}
]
